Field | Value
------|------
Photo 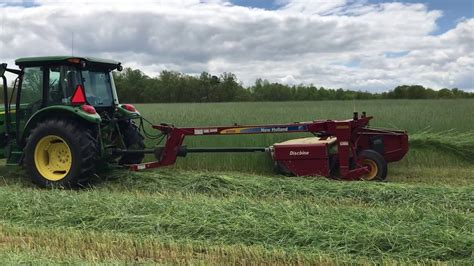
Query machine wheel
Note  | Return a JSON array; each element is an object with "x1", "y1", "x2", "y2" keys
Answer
[
  {"x1": 358, "y1": 149, "x2": 387, "y2": 181},
  {"x1": 24, "y1": 119, "x2": 99, "y2": 188},
  {"x1": 118, "y1": 121, "x2": 145, "y2": 165}
]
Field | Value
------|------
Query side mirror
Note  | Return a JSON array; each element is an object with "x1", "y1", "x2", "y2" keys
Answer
[
  {"x1": 116, "y1": 63, "x2": 123, "y2": 72},
  {"x1": 0, "y1": 63, "x2": 6, "y2": 77}
]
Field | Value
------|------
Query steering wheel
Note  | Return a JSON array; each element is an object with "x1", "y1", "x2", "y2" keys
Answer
[
  {"x1": 86, "y1": 95, "x2": 99, "y2": 105},
  {"x1": 49, "y1": 89, "x2": 63, "y2": 103}
]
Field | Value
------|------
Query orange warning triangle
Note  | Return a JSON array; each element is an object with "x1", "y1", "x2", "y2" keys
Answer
[{"x1": 71, "y1": 84, "x2": 86, "y2": 105}]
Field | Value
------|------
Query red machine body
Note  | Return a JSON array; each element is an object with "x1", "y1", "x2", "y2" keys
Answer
[
  {"x1": 130, "y1": 113, "x2": 409, "y2": 180},
  {"x1": 272, "y1": 138, "x2": 334, "y2": 177}
]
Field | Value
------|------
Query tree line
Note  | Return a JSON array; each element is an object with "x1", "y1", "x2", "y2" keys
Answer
[{"x1": 113, "y1": 68, "x2": 473, "y2": 103}]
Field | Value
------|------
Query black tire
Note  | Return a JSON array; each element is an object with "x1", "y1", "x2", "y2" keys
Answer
[
  {"x1": 118, "y1": 121, "x2": 145, "y2": 165},
  {"x1": 24, "y1": 119, "x2": 99, "y2": 188},
  {"x1": 358, "y1": 149, "x2": 388, "y2": 181},
  {"x1": 274, "y1": 161, "x2": 293, "y2": 176}
]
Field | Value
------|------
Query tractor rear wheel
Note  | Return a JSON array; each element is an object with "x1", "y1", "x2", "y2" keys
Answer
[
  {"x1": 118, "y1": 121, "x2": 145, "y2": 165},
  {"x1": 358, "y1": 149, "x2": 387, "y2": 181},
  {"x1": 24, "y1": 119, "x2": 98, "y2": 188}
]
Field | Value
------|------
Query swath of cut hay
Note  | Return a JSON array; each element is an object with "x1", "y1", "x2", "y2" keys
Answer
[
  {"x1": 409, "y1": 130, "x2": 474, "y2": 161},
  {"x1": 0, "y1": 179, "x2": 472, "y2": 263}
]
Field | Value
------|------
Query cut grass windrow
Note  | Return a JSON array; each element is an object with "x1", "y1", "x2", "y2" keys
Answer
[
  {"x1": 409, "y1": 130, "x2": 474, "y2": 162},
  {"x1": 101, "y1": 170, "x2": 474, "y2": 212},
  {"x1": 0, "y1": 223, "x2": 468, "y2": 265},
  {"x1": 0, "y1": 172, "x2": 472, "y2": 262}
]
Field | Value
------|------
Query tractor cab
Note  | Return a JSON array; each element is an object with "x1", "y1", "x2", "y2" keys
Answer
[{"x1": 14, "y1": 56, "x2": 122, "y2": 109}]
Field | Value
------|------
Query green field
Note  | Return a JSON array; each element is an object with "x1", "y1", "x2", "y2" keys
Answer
[{"x1": 1, "y1": 99, "x2": 473, "y2": 264}]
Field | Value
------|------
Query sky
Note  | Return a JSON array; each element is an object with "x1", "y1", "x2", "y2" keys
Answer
[{"x1": 0, "y1": 0, "x2": 473, "y2": 92}]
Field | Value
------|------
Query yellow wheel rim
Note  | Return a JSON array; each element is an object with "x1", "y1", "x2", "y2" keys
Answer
[
  {"x1": 361, "y1": 159, "x2": 378, "y2": 181},
  {"x1": 34, "y1": 135, "x2": 72, "y2": 181}
]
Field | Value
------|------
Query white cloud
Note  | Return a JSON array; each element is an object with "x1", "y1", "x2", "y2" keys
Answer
[
  {"x1": 0, "y1": 0, "x2": 472, "y2": 91},
  {"x1": 278, "y1": 0, "x2": 349, "y2": 15}
]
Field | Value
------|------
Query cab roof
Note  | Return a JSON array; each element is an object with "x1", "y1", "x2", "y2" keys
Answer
[{"x1": 15, "y1": 56, "x2": 120, "y2": 68}]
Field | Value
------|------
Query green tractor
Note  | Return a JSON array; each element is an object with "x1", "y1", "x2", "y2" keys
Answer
[{"x1": 0, "y1": 56, "x2": 145, "y2": 187}]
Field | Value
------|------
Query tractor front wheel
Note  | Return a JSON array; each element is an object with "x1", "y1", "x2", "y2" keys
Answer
[
  {"x1": 358, "y1": 149, "x2": 387, "y2": 181},
  {"x1": 24, "y1": 119, "x2": 98, "y2": 188}
]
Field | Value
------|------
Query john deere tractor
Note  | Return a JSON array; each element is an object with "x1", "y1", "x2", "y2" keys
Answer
[{"x1": 0, "y1": 56, "x2": 145, "y2": 187}]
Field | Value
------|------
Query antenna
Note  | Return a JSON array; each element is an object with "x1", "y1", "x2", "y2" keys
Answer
[
  {"x1": 71, "y1": 32, "x2": 74, "y2": 56},
  {"x1": 1, "y1": 15, "x2": 4, "y2": 60}
]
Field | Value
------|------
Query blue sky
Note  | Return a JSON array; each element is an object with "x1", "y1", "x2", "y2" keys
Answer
[{"x1": 231, "y1": 0, "x2": 473, "y2": 34}]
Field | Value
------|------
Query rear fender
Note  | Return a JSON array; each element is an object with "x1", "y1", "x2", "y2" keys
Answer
[
  {"x1": 116, "y1": 104, "x2": 141, "y2": 119},
  {"x1": 21, "y1": 105, "x2": 101, "y2": 145}
]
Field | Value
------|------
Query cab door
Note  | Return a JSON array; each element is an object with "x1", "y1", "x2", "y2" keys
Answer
[
  {"x1": 16, "y1": 65, "x2": 82, "y2": 143},
  {"x1": 16, "y1": 66, "x2": 45, "y2": 142}
]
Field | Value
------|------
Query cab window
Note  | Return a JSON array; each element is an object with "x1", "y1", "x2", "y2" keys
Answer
[
  {"x1": 47, "y1": 66, "x2": 82, "y2": 105},
  {"x1": 21, "y1": 67, "x2": 43, "y2": 106},
  {"x1": 18, "y1": 67, "x2": 44, "y2": 137},
  {"x1": 81, "y1": 70, "x2": 114, "y2": 107}
]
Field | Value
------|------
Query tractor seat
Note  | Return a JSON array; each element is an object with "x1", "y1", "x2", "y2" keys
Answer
[{"x1": 49, "y1": 87, "x2": 63, "y2": 103}]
